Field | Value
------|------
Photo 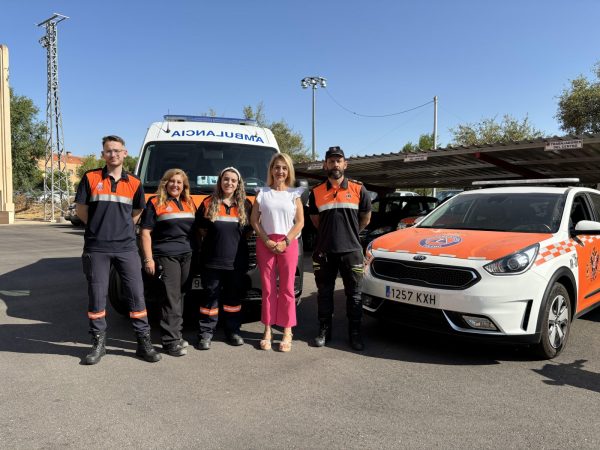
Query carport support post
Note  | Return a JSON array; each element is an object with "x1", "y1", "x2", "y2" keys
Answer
[{"x1": 0, "y1": 45, "x2": 14, "y2": 225}]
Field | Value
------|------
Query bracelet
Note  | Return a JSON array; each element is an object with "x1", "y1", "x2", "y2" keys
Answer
[
  {"x1": 143, "y1": 257, "x2": 152, "y2": 264},
  {"x1": 284, "y1": 237, "x2": 291, "y2": 246}
]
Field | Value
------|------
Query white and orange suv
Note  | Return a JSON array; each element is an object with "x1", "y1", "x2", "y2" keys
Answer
[{"x1": 362, "y1": 179, "x2": 600, "y2": 358}]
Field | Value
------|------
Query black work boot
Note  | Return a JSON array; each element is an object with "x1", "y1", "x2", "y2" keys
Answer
[
  {"x1": 84, "y1": 331, "x2": 106, "y2": 365},
  {"x1": 226, "y1": 332, "x2": 244, "y2": 346},
  {"x1": 349, "y1": 322, "x2": 364, "y2": 351},
  {"x1": 196, "y1": 337, "x2": 211, "y2": 350},
  {"x1": 313, "y1": 321, "x2": 332, "y2": 347},
  {"x1": 135, "y1": 332, "x2": 162, "y2": 362},
  {"x1": 163, "y1": 341, "x2": 187, "y2": 357}
]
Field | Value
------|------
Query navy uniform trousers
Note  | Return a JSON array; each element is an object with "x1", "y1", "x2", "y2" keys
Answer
[
  {"x1": 312, "y1": 250, "x2": 364, "y2": 324},
  {"x1": 82, "y1": 250, "x2": 150, "y2": 333},
  {"x1": 198, "y1": 267, "x2": 244, "y2": 340}
]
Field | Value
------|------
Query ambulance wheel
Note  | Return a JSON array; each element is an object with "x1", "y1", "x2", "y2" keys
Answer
[
  {"x1": 108, "y1": 267, "x2": 129, "y2": 316},
  {"x1": 534, "y1": 282, "x2": 571, "y2": 359}
]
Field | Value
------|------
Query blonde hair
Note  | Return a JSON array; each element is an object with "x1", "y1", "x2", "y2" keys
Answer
[
  {"x1": 157, "y1": 168, "x2": 196, "y2": 211},
  {"x1": 206, "y1": 167, "x2": 248, "y2": 226},
  {"x1": 266, "y1": 153, "x2": 295, "y2": 188}
]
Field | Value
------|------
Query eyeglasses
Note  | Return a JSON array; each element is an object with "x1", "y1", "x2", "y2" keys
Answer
[{"x1": 104, "y1": 150, "x2": 124, "y2": 155}]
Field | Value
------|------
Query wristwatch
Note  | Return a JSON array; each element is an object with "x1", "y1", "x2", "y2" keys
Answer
[{"x1": 284, "y1": 236, "x2": 291, "y2": 246}]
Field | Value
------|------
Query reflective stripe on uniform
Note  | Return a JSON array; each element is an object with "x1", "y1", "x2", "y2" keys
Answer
[
  {"x1": 88, "y1": 310, "x2": 106, "y2": 320},
  {"x1": 89, "y1": 194, "x2": 134, "y2": 205},
  {"x1": 129, "y1": 309, "x2": 148, "y2": 319},
  {"x1": 200, "y1": 307, "x2": 219, "y2": 316},
  {"x1": 223, "y1": 305, "x2": 241, "y2": 313},
  {"x1": 214, "y1": 216, "x2": 240, "y2": 223},
  {"x1": 156, "y1": 212, "x2": 195, "y2": 221},
  {"x1": 317, "y1": 202, "x2": 359, "y2": 212}
]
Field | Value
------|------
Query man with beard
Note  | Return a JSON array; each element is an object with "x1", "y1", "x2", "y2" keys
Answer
[{"x1": 308, "y1": 146, "x2": 371, "y2": 350}]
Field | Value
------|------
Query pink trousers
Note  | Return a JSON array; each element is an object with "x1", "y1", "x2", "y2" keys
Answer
[{"x1": 256, "y1": 234, "x2": 298, "y2": 327}]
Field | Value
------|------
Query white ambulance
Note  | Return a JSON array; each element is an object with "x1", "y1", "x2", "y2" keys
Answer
[
  {"x1": 108, "y1": 115, "x2": 303, "y2": 315},
  {"x1": 362, "y1": 179, "x2": 600, "y2": 358}
]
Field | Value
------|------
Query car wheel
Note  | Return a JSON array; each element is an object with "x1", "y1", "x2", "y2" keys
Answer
[{"x1": 533, "y1": 282, "x2": 571, "y2": 359}]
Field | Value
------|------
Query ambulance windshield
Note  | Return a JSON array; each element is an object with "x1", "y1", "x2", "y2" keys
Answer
[
  {"x1": 418, "y1": 192, "x2": 565, "y2": 233},
  {"x1": 137, "y1": 141, "x2": 278, "y2": 194}
]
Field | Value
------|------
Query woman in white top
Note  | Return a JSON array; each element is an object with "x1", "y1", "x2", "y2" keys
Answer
[{"x1": 250, "y1": 153, "x2": 304, "y2": 352}]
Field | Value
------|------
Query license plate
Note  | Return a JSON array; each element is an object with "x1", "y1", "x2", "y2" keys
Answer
[
  {"x1": 385, "y1": 286, "x2": 438, "y2": 308},
  {"x1": 191, "y1": 276, "x2": 202, "y2": 290}
]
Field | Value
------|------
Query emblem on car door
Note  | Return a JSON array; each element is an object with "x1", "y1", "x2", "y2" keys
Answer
[{"x1": 413, "y1": 255, "x2": 427, "y2": 261}]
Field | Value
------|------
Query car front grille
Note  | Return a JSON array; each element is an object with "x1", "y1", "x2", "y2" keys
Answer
[
  {"x1": 247, "y1": 234, "x2": 257, "y2": 269},
  {"x1": 371, "y1": 258, "x2": 480, "y2": 290}
]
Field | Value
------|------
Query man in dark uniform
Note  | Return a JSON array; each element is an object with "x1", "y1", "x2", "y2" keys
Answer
[
  {"x1": 76, "y1": 135, "x2": 161, "y2": 365},
  {"x1": 308, "y1": 146, "x2": 372, "y2": 350}
]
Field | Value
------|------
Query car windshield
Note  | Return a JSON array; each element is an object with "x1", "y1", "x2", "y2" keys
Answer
[
  {"x1": 137, "y1": 141, "x2": 278, "y2": 194},
  {"x1": 418, "y1": 192, "x2": 565, "y2": 233}
]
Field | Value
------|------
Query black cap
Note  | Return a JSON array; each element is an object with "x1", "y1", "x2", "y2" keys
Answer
[{"x1": 325, "y1": 146, "x2": 345, "y2": 159}]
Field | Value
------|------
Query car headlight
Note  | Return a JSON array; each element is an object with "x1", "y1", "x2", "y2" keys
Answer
[
  {"x1": 483, "y1": 244, "x2": 539, "y2": 275},
  {"x1": 365, "y1": 241, "x2": 374, "y2": 266}
]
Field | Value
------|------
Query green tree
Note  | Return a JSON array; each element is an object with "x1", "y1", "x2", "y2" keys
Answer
[
  {"x1": 450, "y1": 114, "x2": 543, "y2": 146},
  {"x1": 10, "y1": 88, "x2": 47, "y2": 191},
  {"x1": 402, "y1": 133, "x2": 436, "y2": 152},
  {"x1": 76, "y1": 154, "x2": 137, "y2": 179},
  {"x1": 76, "y1": 155, "x2": 104, "y2": 178},
  {"x1": 243, "y1": 102, "x2": 309, "y2": 162},
  {"x1": 123, "y1": 155, "x2": 138, "y2": 172},
  {"x1": 556, "y1": 63, "x2": 600, "y2": 134}
]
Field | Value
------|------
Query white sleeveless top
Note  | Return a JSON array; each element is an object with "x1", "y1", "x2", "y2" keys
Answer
[{"x1": 256, "y1": 186, "x2": 304, "y2": 238}]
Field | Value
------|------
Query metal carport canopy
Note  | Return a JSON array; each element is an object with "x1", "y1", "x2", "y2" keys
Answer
[{"x1": 294, "y1": 134, "x2": 600, "y2": 191}]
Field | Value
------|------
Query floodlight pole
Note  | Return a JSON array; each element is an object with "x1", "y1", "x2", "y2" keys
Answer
[
  {"x1": 433, "y1": 95, "x2": 438, "y2": 150},
  {"x1": 301, "y1": 76, "x2": 327, "y2": 160}
]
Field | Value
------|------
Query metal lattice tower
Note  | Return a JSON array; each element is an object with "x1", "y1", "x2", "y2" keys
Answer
[{"x1": 38, "y1": 13, "x2": 69, "y2": 222}]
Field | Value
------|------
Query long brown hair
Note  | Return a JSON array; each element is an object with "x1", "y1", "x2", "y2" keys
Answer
[
  {"x1": 206, "y1": 167, "x2": 247, "y2": 226},
  {"x1": 157, "y1": 168, "x2": 195, "y2": 211}
]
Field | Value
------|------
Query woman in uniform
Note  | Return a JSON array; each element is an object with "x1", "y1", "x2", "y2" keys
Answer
[
  {"x1": 194, "y1": 167, "x2": 252, "y2": 350},
  {"x1": 140, "y1": 168, "x2": 196, "y2": 356}
]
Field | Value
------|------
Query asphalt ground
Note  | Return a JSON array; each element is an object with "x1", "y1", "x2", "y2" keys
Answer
[{"x1": 1, "y1": 222, "x2": 600, "y2": 449}]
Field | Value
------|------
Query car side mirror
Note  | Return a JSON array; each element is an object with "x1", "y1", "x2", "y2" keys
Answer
[
  {"x1": 295, "y1": 179, "x2": 309, "y2": 188},
  {"x1": 573, "y1": 220, "x2": 600, "y2": 235}
]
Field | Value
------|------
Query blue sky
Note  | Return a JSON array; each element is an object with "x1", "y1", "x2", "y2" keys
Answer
[{"x1": 2, "y1": 0, "x2": 599, "y2": 158}]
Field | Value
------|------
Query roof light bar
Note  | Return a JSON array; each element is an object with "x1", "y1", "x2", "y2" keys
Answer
[
  {"x1": 163, "y1": 115, "x2": 258, "y2": 126},
  {"x1": 472, "y1": 178, "x2": 580, "y2": 186}
]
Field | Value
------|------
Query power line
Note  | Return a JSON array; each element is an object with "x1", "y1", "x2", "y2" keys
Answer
[{"x1": 324, "y1": 89, "x2": 433, "y2": 118}]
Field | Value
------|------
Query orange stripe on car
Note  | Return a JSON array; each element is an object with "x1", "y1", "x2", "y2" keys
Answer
[{"x1": 374, "y1": 229, "x2": 552, "y2": 261}]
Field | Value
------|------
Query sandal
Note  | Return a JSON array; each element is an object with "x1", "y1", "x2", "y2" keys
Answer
[
  {"x1": 259, "y1": 328, "x2": 272, "y2": 351},
  {"x1": 279, "y1": 333, "x2": 293, "y2": 352}
]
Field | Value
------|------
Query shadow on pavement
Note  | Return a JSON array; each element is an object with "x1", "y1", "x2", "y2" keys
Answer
[
  {"x1": 533, "y1": 359, "x2": 600, "y2": 394},
  {"x1": 0, "y1": 256, "x2": 150, "y2": 363}
]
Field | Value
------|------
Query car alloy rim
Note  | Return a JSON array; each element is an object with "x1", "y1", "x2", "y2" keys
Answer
[{"x1": 547, "y1": 294, "x2": 569, "y2": 349}]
